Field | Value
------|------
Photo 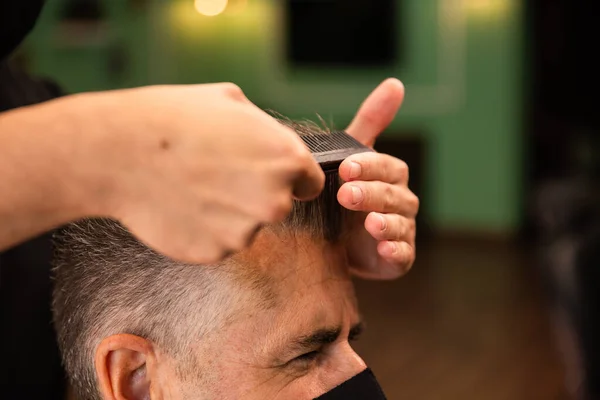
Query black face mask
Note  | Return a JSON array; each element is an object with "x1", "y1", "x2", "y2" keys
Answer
[{"x1": 314, "y1": 368, "x2": 387, "y2": 400}]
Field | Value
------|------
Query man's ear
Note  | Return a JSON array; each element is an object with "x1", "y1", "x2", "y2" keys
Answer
[{"x1": 95, "y1": 334, "x2": 157, "y2": 400}]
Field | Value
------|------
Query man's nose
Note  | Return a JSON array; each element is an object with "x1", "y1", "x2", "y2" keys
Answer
[
  {"x1": 318, "y1": 342, "x2": 368, "y2": 395},
  {"x1": 337, "y1": 342, "x2": 367, "y2": 377}
]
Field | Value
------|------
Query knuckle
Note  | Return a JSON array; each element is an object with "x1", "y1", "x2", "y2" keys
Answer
[
  {"x1": 232, "y1": 223, "x2": 262, "y2": 250},
  {"x1": 220, "y1": 249, "x2": 235, "y2": 260},
  {"x1": 287, "y1": 152, "x2": 315, "y2": 179},
  {"x1": 396, "y1": 217, "x2": 407, "y2": 237},
  {"x1": 407, "y1": 250, "x2": 417, "y2": 267},
  {"x1": 244, "y1": 224, "x2": 262, "y2": 246},
  {"x1": 267, "y1": 132, "x2": 301, "y2": 160},
  {"x1": 396, "y1": 159, "x2": 409, "y2": 181},
  {"x1": 228, "y1": 231, "x2": 249, "y2": 252},
  {"x1": 409, "y1": 193, "x2": 420, "y2": 213},
  {"x1": 201, "y1": 245, "x2": 224, "y2": 264},
  {"x1": 356, "y1": 153, "x2": 374, "y2": 173},
  {"x1": 403, "y1": 258, "x2": 415, "y2": 274},
  {"x1": 224, "y1": 223, "x2": 261, "y2": 254},
  {"x1": 287, "y1": 141, "x2": 310, "y2": 162},
  {"x1": 264, "y1": 196, "x2": 293, "y2": 222},
  {"x1": 219, "y1": 82, "x2": 246, "y2": 101},
  {"x1": 407, "y1": 217, "x2": 417, "y2": 232},
  {"x1": 400, "y1": 243, "x2": 416, "y2": 268},
  {"x1": 383, "y1": 185, "x2": 396, "y2": 210}
]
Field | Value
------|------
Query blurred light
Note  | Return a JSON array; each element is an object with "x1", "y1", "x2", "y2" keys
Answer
[
  {"x1": 466, "y1": 0, "x2": 509, "y2": 19},
  {"x1": 194, "y1": 0, "x2": 228, "y2": 16},
  {"x1": 170, "y1": 0, "x2": 269, "y2": 39},
  {"x1": 228, "y1": 0, "x2": 248, "y2": 14}
]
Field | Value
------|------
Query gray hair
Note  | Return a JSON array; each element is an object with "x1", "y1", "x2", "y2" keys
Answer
[{"x1": 52, "y1": 120, "x2": 351, "y2": 400}]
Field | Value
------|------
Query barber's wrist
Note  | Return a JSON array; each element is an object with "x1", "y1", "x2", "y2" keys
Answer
[
  {"x1": 54, "y1": 91, "x2": 127, "y2": 220},
  {"x1": 21, "y1": 91, "x2": 123, "y2": 223},
  {"x1": 0, "y1": 96, "x2": 100, "y2": 244},
  {"x1": 0, "y1": 90, "x2": 137, "y2": 249},
  {"x1": 64, "y1": 88, "x2": 169, "y2": 221}
]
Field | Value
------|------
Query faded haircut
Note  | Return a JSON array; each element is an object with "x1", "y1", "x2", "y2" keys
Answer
[{"x1": 51, "y1": 119, "x2": 351, "y2": 400}]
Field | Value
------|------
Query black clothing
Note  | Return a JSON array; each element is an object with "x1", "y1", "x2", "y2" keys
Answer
[
  {"x1": 1, "y1": 2, "x2": 67, "y2": 397},
  {"x1": 0, "y1": 1, "x2": 45, "y2": 62}
]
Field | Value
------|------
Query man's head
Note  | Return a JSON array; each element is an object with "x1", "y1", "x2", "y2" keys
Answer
[{"x1": 52, "y1": 122, "x2": 368, "y2": 400}]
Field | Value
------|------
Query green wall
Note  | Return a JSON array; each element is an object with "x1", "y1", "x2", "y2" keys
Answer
[{"x1": 25, "y1": 0, "x2": 524, "y2": 234}]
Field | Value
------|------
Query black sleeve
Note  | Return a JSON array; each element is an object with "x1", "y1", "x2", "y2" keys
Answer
[
  {"x1": 0, "y1": 1, "x2": 46, "y2": 62},
  {"x1": 0, "y1": 59, "x2": 67, "y2": 400}
]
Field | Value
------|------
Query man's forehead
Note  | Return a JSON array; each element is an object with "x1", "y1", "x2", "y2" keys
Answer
[
  {"x1": 223, "y1": 268, "x2": 360, "y2": 365},
  {"x1": 226, "y1": 227, "x2": 358, "y2": 324},
  {"x1": 213, "y1": 229, "x2": 360, "y2": 364},
  {"x1": 233, "y1": 228, "x2": 352, "y2": 283}
]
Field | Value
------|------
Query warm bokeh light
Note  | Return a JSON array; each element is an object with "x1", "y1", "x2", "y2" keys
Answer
[
  {"x1": 466, "y1": 0, "x2": 510, "y2": 19},
  {"x1": 228, "y1": 0, "x2": 248, "y2": 14},
  {"x1": 194, "y1": 0, "x2": 228, "y2": 16}
]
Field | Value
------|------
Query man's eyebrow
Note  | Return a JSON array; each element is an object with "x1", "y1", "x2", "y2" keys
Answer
[
  {"x1": 293, "y1": 327, "x2": 341, "y2": 350},
  {"x1": 349, "y1": 322, "x2": 365, "y2": 340},
  {"x1": 292, "y1": 322, "x2": 365, "y2": 350}
]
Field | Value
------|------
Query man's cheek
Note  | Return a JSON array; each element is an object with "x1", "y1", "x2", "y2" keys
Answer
[
  {"x1": 258, "y1": 361, "x2": 363, "y2": 400},
  {"x1": 261, "y1": 370, "x2": 331, "y2": 400},
  {"x1": 205, "y1": 353, "x2": 307, "y2": 400}
]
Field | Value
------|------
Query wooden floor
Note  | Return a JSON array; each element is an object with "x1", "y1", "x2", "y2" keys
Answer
[{"x1": 353, "y1": 238, "x2": 570, "y2": 400}]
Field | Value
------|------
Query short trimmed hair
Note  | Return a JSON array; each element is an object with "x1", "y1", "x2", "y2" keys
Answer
[{"x1": 52, "y1": 120, "x2": 352, "y2": 400}]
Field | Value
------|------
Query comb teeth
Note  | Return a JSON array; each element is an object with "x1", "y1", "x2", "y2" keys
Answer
[
  {"x1": 301, "y1": 131, "x2": 364, "y2": 153},
  {"x1": 300, "y1": 131, "x2": 374, "y2": 172}
]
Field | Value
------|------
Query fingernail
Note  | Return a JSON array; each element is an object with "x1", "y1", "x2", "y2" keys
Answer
[
  {"x1": 349, "y1": 161, "x2": 362, "y2": 179},
  {"x1": 378, "y1": 214, "x2": 387, "y2": 231},
  {"x1": 388, "y1": 241, "x2": 398, "y2": 255},
  {"x1": 351, "y1": 186, "x2": 364, "y2": 205}
]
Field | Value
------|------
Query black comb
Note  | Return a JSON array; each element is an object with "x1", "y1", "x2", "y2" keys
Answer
[{"x1": 300, "y1": 130, "x2": 374, "y2": 172}]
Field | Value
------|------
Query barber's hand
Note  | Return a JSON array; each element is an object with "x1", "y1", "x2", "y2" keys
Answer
[
  {"x1": 88, "y1": 83, "x2": 324, "y2": 263},
  {"x1": 338, "y1": 78, "x2": 419, "y2": 279}
]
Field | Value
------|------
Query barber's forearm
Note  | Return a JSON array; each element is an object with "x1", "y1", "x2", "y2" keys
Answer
[{"x1": 0, "y1": 94, "x2": 110, "y2": 250}]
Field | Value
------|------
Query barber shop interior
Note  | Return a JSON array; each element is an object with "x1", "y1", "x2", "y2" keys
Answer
[{"x1": 0, "y1": 0, "x2": 597, "y2": 399}]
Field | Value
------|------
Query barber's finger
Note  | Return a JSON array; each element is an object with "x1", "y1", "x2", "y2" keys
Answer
[
  {"x1": 364, "y1": 212, "x2": 415, "y2": 242},
  {"x1": 377, "y1": 240, "x2": 415, "y2": 273},
  {"x1": 338, "y1": 181, "x2": 419, "y2": 216},
  {"x1": 291, "y1": 153, "x2": 325, "y2": 201},
  {"x1": 346, "y1": 78, "x2": 405, "y2": 147},
  {"x1": 271, "y1": 122, "x2": 325, "y2": 201},
  {"x1": 339, "y1": 152, "x2": 409, "y2": 184}
]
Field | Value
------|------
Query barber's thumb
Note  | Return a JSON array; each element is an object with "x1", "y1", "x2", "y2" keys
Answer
[{"x1": 293, "y1": 158, "x2": 325, "y2": 201}]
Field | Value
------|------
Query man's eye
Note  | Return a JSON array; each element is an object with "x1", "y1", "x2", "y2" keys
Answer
[
  {"x1": 294, "y1": 350, "x2": 320, "y2": 363},
  {"x1": 349, "y1": 333, "x2": 361, "y2": 342},
  {"x1": 349, "y1": 328, "x2": 363, "y2": 342}
]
